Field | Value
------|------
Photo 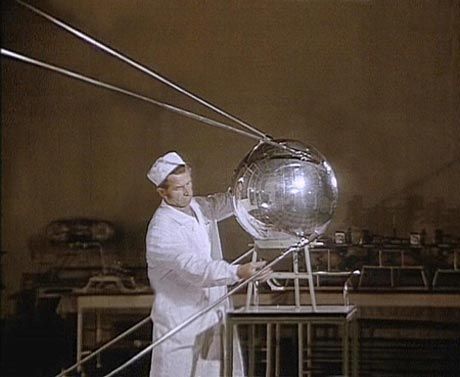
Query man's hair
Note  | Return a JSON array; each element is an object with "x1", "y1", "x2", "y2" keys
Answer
[{"x1": 158, "y1": 165, "x2": 187, "y2": 189}]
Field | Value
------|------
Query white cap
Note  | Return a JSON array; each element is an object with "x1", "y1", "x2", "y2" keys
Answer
[{"x1": 147, "y1": 152, "x2": 186, "y2": 186}]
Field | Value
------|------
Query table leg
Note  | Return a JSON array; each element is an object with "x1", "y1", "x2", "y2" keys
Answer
[
  {"x1": 266, "y1": 324, "x2": 272, "y2": 377},
  {"x1": 342, "y1": 322, "x2": 349, "y2": 376},
  {"x1": 275, "y1": 324, "x2": 280, "y2": 377},
  {"x1": 96, "y1": 311, "x2": 102, "y2": 368},
  {"x1": 77, "y1": 309, "x2": 82, "y2": 374},
  {"x1": 224, "y1": 322, "x2": 234, "y2": 377},
  {"x1": 352, "y1": 319, "x2": 359, "y2": 377},
  {"x1": 298, "y1": 323, "x2": 304, "y2": 377}
]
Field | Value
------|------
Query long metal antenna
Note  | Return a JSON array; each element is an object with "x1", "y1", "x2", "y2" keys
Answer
[
  {"x1": 11, "y1": 1, "x2": 317, "y2": 158},
  {"x1": 53, "y1": 247, "x2": 256, "y2": 377},
  {"x1": 104, "y1": 235, "x2": 318, "y2": 377},
  {"x1": 2, "y1": 48, "x2": 307, "y2": 154},
  {"x1": 1, "y1": 49, "x2": 264, "y2": 143},
  {"x1": 15, "y1": 0, "x2": 270, "y2": 141}
]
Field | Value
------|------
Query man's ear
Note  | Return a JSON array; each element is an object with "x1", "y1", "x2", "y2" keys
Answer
[{"x1": 157, "y1": 187, "x2": 166, "y2": 198}]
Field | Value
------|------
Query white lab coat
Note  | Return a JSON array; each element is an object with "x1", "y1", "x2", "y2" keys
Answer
[{"x1": 146, "y1": 192, "x2": 245, "y2": 377}]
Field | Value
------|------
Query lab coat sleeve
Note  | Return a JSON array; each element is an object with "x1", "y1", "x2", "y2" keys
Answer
[
  {"x1": 197, "y1": 191, "x2": 234, "y2": 221},
  {"x1": 147, "y1": 223, "x2": 240, "y2": 287}
]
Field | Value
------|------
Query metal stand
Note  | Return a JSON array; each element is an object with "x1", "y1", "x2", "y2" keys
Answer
[
  {"x1": 303, "y1": 245, "x2": 317, "y2": 310},
  {"x1": 237, "y1": 239, "x2": 358, "y2": 376},
  {"x1": 224, "y1": 306, "x2": 358, "y2": 377},
  {"x1": 246, "y1": 240, "x2": 317, "y2": 310}
]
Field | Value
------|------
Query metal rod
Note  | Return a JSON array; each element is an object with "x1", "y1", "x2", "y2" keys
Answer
[
  {"x1": 104, "y1": 237, "x2": 317, "y2": 377},
  {"x1": 342, "y1": 321, "x2": 349, "y2": 375},
  {"x1": 352, "y1": 318, "x2": 359, "y2": 377},
  {"x1": 275, "y1": 323, "x2": 281, "y2": 377},
  {"x1": 76, "y1": 309, "x2": 83, "y2": 374},
  {"x1": 223, "y1": 319, "x2": 235, "y2": 377},
  {"x1": 15, "y1": 0, "x2": 270, "y2": 141},
  {"x1": 1, "y1": 48, "x2": 264, "y2": 144},
  {"x1": 53, "y1": 246, "x2": 254, "y2": 377},
  {"x1": 249, "y1": 324, "x2": 256, "y2": 377},
  {"x1": 96, "y1": 312, "x2": 102, "y2": 369},
  {"x1": 298, "y1": 323, "x2": 304, "y2": 377},
  {"x1": 13, "y1": 1, "x2": 320, "y2": 159},
  {"x1": 303, "y1": 245, "x2": 317, "y2": 311},
  {"x1": 265, "y1": 324, "x2": 272, "y2": 377},
  {"x1": 293, "y1": 250, "x2": 301, "y2": 308},
  {"x1": 57, "y1": 316, "x2": 151, "y2": 377},
  {"x1": 2, "y1": 48, "x2": 301, "y2": 154},
  {"x1": 306, "y1": 323, "x2": 312, "y2": 377},
  {"x1": 245, "y1": 247, "x2": 258, "y2": 309},
  {"x1": 231, "y1": 247, "x2": 255, "y2": 265}
]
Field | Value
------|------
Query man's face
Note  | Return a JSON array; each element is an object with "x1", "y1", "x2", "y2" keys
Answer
[{"x1": 158, "y1": 168, "x2": 193, "y2": 208}]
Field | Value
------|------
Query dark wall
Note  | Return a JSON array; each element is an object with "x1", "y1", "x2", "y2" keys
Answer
[{"x1": 2, "y1": 0, "x2": 459, "y2": 316}]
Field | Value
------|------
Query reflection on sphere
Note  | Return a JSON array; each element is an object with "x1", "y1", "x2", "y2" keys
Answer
[{"x1": 232, "y1": 140, "x2": 338, "y2": 240}]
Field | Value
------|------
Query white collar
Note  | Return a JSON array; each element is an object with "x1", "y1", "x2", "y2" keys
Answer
[{"x1": 159, "y1": 198, "x2": 204, "y2": 225}]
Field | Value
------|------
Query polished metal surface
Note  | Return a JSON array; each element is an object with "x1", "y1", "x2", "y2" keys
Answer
[{"x1": 232, "y1": 139, "x2": 338, "y2": 240}]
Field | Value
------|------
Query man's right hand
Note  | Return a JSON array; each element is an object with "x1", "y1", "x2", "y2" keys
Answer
[{"x1": 237, "y1": 261, "x2": 272, "y2": 282}]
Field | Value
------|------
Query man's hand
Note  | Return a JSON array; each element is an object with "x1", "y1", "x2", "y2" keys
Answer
[{"x1": 237, "y1": 261, "x2": 272, "y2": 282}]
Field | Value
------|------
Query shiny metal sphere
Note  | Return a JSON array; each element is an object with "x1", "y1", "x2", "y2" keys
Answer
[{"x1": 232, "y1": 139, "x2": 338, "y2": 240}]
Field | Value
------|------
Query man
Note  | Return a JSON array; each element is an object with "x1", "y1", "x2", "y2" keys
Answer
[{"x1": 146, "y1": 151, "x2": 270, "y2": 377}]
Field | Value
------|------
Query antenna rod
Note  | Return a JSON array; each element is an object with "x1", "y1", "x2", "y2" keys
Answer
[
  {"x1": 16, "y1": 0, "x2": 270, "y2": 141},
  {"x1": 1, "y1": 48, "x2": 264, "y2": 143}
]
